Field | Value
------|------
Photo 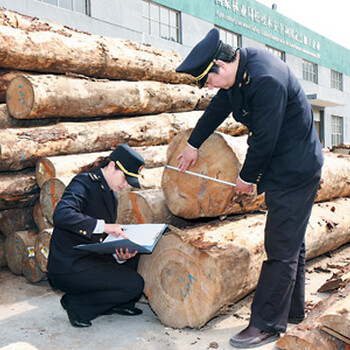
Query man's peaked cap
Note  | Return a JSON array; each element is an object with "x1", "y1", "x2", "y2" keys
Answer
[{"x1": 176, "y1": 28, "x2": 222, "y2": 87}]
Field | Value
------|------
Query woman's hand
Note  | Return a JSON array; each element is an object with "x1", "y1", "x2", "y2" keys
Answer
[
  {"x1": 115, "y1": 248, "x2": 137, "y2": 260},
  {"x1": 104, "y1": 223, "x2": 128, "y2": 239},
  {"x1": 177, "y1": 144, "x2": 198, "y2": 172}
]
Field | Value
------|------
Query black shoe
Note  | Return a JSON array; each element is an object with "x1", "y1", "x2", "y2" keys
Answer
[
  {"x1": 229, "y1": 325, "x2": 279, "y2": 348},
  {"x1": 60, "y1": 295, "x2": 68, "y2": 310},
  {"x1": 288, "y1": 315, "x2": 305, "y2": 324},
  {"x1": 60, "y1": 294, "x2": 92, "y2": 328},
  {"x1": 103, "y1": 306, "x2": 143, "y2": 316}
]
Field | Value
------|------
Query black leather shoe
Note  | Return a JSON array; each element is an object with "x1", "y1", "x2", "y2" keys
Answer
[
  {"x1": 60, "y1": 294, "x2": 91, "y2": 328},
  {"x1": 229, "y1": 325, "x2": 279, "y2": 348},
  {"x1": 288, "y1": 315, "x2": 305, "y2": 324},
  {"x1": 103, "y1": 306, "x2": 143, "y2": 316},
  {"x1": 60, "y1": 295, "x2": 68, "y2": 310}
]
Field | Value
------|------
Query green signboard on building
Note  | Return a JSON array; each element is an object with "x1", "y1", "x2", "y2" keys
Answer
[{"x1": 152, "y1": 0, "x2": 350, "y2": 75}]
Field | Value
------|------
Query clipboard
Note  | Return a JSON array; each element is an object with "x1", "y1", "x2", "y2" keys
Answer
[{"x1": 74, "y1": 223, "x2": 168, "y2": 254}]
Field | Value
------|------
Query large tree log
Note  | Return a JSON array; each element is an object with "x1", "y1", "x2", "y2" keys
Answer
[
  {"x1": 35, "y1": 146, "x2": 167, "y2": 188},
  {"x1": 276, "y1": 283, "x2": 350, "y2": 350},
  {"x1": 34, "y1": 228, "x2": 53, "y2": 273},
  {"x1": 22, "y1": 240, "x2": 47, "y2": 283},
  {"x1": 162, "y1": 130, "x2": 264, "y2": 218},
  {"x1": 6, "y1": 75, "x2": 213, "y2": 120},
  {"x1": 39, "y1": 178, "x2": 66, "y2": 226},
  {"x1": 162, "y1": 130, "x2": 350, "y2": 218},
  {"x1": 0, "y1": 171, "x2": 38, "y2": 210},
  {"x1": 4, "y1": 229, "x2": 38, "y2": 275},
  {"x1": 0, "y1": 206, "x2": 35, "y2": 236},
  {"x1": 117, "y1": 189, "x2": 187, "y2": 227},
  {"x1": 0, "y1": 112, "x2": 246, "y2": 171},
  {"x1": 0, "y1": 23, "x2": 194, "y2": 84},
  {"x1": 0, "y1": 102, "x2": 57, "y2": 128},
  {"x1": 33, "y1": 202, "x2": 52, "y2": 232},
  {"x1": 138, "y1": 198, "x2": 350, "y2": 328},
  {"x1": 318, "y1": 293, "x2": 350, "y2": 344}
]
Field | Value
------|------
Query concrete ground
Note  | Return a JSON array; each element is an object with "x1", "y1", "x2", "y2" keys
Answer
[{"x1": 0, "y1": 243, "x2": 349, "y2": 350}]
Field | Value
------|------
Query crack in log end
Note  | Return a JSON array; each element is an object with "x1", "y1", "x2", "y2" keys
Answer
[{"x1": 197, "y1": 180, "x2": 207, "y2": 200}]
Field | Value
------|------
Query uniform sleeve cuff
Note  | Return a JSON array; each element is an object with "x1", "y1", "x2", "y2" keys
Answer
[
  {"x1": 93, "y1": 219, "x2": 105, "y2": 234},
  {"x1": 187, "y1": 142, "x2": 198, "y2": 150},
  {"x1": 238, "y1": 175, "x2": 252, "y2": 185}
]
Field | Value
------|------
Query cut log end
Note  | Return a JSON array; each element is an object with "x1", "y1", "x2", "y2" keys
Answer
[
  {"x1": 39, "y1": 178, "x2": 66, "y2": 225},
  {"x1": 162, "y1": 130, "x2": 240, "y2": 218},
  {"x1": 36, "y1": 158, "x2": 56, "y2": 189},
  {"x1": 6, "y1": 76, "x2": 34, "y2": 119}
]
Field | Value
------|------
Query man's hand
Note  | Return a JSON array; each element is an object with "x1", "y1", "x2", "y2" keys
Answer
[
  {"x1": 104, "y1": 223, "x2": 128, "y2": 239},
  {"x1": 177, "y1": 144, "x2": 198, "y2": 172},
  {"x1": 235, "y1": 177, "x2": 253, "y2": 194}
]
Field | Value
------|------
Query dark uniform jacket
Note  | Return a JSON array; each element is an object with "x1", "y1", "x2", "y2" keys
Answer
[
  {"x1": 47, "y1": 168, "x2": 118, "y2": 274},
  {"x1": 188, "y1": 47, "x2": 324, "y2": 193}
]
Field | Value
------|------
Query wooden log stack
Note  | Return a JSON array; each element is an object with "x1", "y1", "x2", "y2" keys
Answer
[
  {"x1": 0, "y1": 7, "x2": 245, "y2": 280},
  {"x1": 0, "y1": 10, "x2": 350, "y2": 347}
]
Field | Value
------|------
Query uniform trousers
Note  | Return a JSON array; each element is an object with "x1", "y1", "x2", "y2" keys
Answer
[
  {"x1": 48, "y1": 256, "x2": 144, "y2": 322},
  {"x1": 250, "y1": 170, "x2": 321, "y2": 333}
]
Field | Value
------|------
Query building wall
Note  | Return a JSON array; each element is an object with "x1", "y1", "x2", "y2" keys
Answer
[{"x1": 0, "y1": 0, "x2": 349, "y2": 147}]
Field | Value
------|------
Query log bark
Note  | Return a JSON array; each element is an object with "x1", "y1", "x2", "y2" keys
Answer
[
  {"x1": 162, "y1": 130, "x2": 350, "y2": 219},
  {"x1": 0, "y1": 233, "x2": 6, "y2": 267},
  {"x1": 162, "y1": 130, "x2": 265, "y2": 218},
  {"x1": 4, "y1": 229, "x2": 38, "y2": 275},
  {"x1": 6, "y1": 75, "x2": 213, "y2": 120},
  {"x1": 33, "y1": 202, "x2": 52, "y2": 232},
  {"x1": 316, "y1": 152, "x2": 350, "y2": 201},
  {"x1": 0, "y1": 111, "x2": 246, "y2": 171},
  {"x1": 318, "y1": 293, "x2": 350, "y2": 344},
  {"x1": 34, "y1": 228, "x2": 53, "y2": 273},
  {"x1": 0, "y1": 24, "x2": 194, "y2": 85},
  {"x1": 0, "y1": 206, "x2": 35, "y2": 236},
  {"x1": 117, "y1": 189, "x2": 187, "y2": 227},
  {"x1": 138, "y1": 197, "x2": 350, "y2": 328},
  {"x1": 35, "y1": 146, "x2": 167, "y2": 188},
  {"x1": 0, "y1": 171, "x2": 39, "y2": 210},
  {"x1": 276, "y1": 284, "x2": 350, "y2": 350}
]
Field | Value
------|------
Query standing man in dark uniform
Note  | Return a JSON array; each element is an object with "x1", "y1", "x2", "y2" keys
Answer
[
  {"x1": 48, "y1": 144, "x2": 145, "y2": 328},
  {"x1": 176, "y1": 29, "x2": 323, "y2": 348}
]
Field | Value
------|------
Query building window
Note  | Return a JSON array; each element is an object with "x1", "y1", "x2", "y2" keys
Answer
[
  {"x1": 37, "y1": 0, "x2": 90, "y2": 14},
  {"x1": 331, "y1": 70, "x2": 343, "y2": 91},
  {"x1": 215, "y1": 27, "x2": 241, "y2": 49},
  {"x1": 303, "y1": 60, "x2": 318, "y2": 83},
  {"x1": 331, "y1": 115, "x2": 344, "y2": 147},
  {"x1": 265, "y1": 45, "x2": 285, "y2": 61},
  {"x1": 142, "y1": 0, "x2": 181, "y2": 43}
]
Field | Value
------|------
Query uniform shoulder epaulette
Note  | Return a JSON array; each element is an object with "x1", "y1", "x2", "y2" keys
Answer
[{"x1": 88, "y1": 173, "x2": 101, "y2": 182}]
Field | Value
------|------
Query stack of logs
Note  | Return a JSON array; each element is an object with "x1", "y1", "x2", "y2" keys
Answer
[
  {"x1": 0, "y1": 7, "x2": 350, "y2": 348},
  {"x1": 0, "y1": 7, "x2": 245, "y2": 281}
]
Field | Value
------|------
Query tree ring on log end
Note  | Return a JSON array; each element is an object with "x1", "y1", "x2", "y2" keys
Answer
[{"x1": 6, "y1": 76, "x2": 34, "y2": 119}]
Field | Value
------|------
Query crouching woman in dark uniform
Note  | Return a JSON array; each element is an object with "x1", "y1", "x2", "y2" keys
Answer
[{"x1": 47, "y1": 144, "x2": 145, "y2": 328}]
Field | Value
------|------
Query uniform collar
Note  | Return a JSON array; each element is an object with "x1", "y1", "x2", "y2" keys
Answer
[
  {"x1": 233, "y1": 48, "x2": 248, "y2": 90},
  {"x1": 97, "y1": 168, "x2": 111, "y2": 192}
]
